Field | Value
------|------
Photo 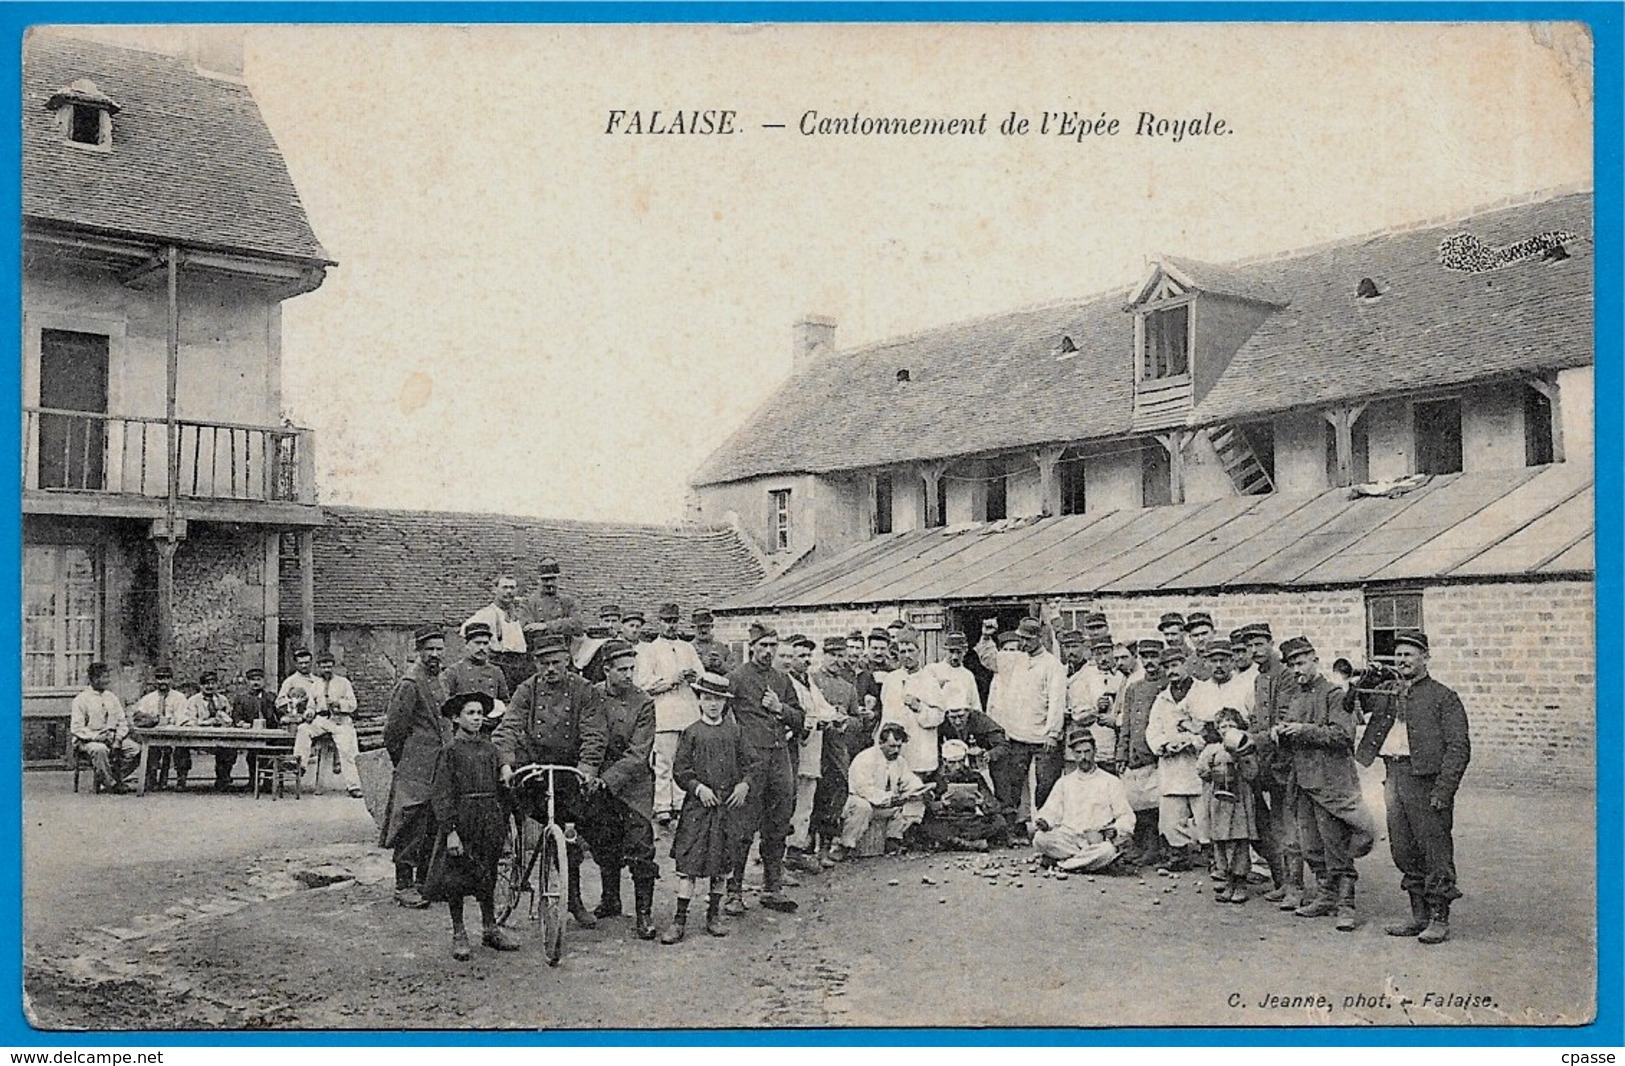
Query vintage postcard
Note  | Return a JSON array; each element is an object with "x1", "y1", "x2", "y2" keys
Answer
[{"x1": 17, "y1": 20, "x2": 1599, "y2": 1033}]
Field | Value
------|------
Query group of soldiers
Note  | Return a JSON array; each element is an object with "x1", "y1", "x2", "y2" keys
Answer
[{"x1": 374, "y1": 565, "x2": 1472, "y2": 946}]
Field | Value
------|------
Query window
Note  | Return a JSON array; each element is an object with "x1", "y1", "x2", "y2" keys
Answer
[
  {"x1": 769, "y1": 489, "x2": 792, "y2": 552},
  {"x1": 984, "y1": 459, "x2": 1008, "y2": 521},
  {"x1": 69, "y1": 104, "x2": 105, "y2": 146},
  {"x1": 1059, "y1": 452, "x2": 1087, "y2": 515},
  {"x1": 1141, "y1": 304, "x2": 1190, "y2": 380},
  {"x1": 930, "y1": 475, "x2": 948, "y2": 529},
  {"x1": 1366, "y1": 591, "x2": 1422, "y2": 666},
  {"x1": 1324, "y1": 417, "x2": 1371, "y2": 487},
  {"x1": 1525, "y1": 385, "x2": 1555, "y2": 466},
  {"x1": 23, "y1": 545, "x2": 101, "y2": 692},
  {"x1": 1414, "y1": 399, "x2": 1463, "y2": 475},
  {"x1": 1141, "y1": 442, "x2": 1172, "y2": 507},
  {"x1": 873, "y1": 473, "x2": 894, "y2": 535}
]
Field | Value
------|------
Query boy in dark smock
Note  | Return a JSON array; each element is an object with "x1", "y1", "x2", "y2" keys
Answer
[
  {"x1": 422, "y1": 692, "x2": 522, "y2": 960},
  {"x1": 663, "y1": 672, "x2": 759, "y2": 943}
]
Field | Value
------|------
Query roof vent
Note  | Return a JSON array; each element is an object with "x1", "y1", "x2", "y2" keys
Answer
[
  {"x1": 896, "y1": 368, "x2": 911, "y2": 383},
  {"x1": 1356, "y1": 277, "x2": 1382, "y2": 300},
  {"x1": 1054, "y1": 335, "x2": 1080, "y2": 360},
  {"x1": 1543, "y1": 243, "x2": 1570, "y2": 264}
]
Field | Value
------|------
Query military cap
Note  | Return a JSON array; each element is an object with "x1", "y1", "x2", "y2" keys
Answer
[
  {"x1": 1058, "y1": 629, "x2": 1087, "y2": 647},
  {"x1": 413, "y1": 626, "x2": 444, "y2": 647},
  {"x1": 1136, "y1": 639, "x2": 1166, "y2": 658},
  {"x1": 1392, "y1": 629, "x2": 1430, "y2": 654},
  {"x1": 692, "y1": 608, "x2": 715, "y2": 624},
  {"x1": 1159, "y1": 645, "x2": 1187, "y2": 664},
  {"x1": 867, "y1": 628, "x2": 893, "y2": 643},
  {"x1": 1279, "y1": 636, "x2": 1316, "y2": 661},
  {"x1": 678, "y1": 629, "x2": 696, "y2": 641},
  {"x1": 1082, "y1": 611, "x2": 1110, "y2": 629},
  {"x1": 585, "y1": 623, "x2": 611, "y2": 639},
  {"x1": 528, "y1": 630, "x2": 570, "y2": 656},
  {"x1": 441, "y1": 690, "x2": 495, "y2": 719},
  {"x1": 693, "y1": 672, "x2": 732, "y2": 698},
  {"x1": 599, "y1": 603, "x2": 623, "y2": 620},
  {"x1": 1242, "y1": 622, "x2": 1274, "y2": 642},
  {"x1": 601, "y1": 639, "x2": 639, "y2": 663},
  {"x1": 1228, "y1": 627, "x2": 1252, "y2": 646},
  {"x1": 996, "y1": 631, "x2": 1022, "y2": 647},
  {"x1": 621, "y1": 607, "x2": 646, "y2": 624},
  {"x1": 537, "y1": 558, "x2": 562, "y2": 576},
  {"x1": 658, "y1": 602, "x2": 681, "y2": 621},
  {"x1": 198, "y1": 670, "x2": 219, "y2": 685},
  {"x1": 1185, "y1": 611, "x2": 1215, "y2": 632},
  {"x1": 788, "y1": 633, "x2": 817, "y2": 650},
  {"x1": 887, "y1": 619, "x2": 908, "y2": 631},
  {"x1": 942, "y1": 631, "x2": 969, "y2": 650},
  {"x1": 316, "y1": 651, "x2": 336, "y2": 665},
  {"x1": 292, "y1": 648, "x2": 313, "y2": 659},
  {"x1": 154, "y1": 665, "x2": 175, "y2": 680},
  {"x1": 462, "y1": 620, "x2": 494, "y2": 641},
  {"x1": 847, "y1": 629, "x2": 866, "y2": 643},
  {"x1": 748, "y1": 621, "x2": 779, "y2": 644},
  {"x1": 244, "y1": 667, "x2": 265, "y2": 680},
  {"x1": 1203, "y1": 641, "x2": 1234, "y2": 659},
  {"x1": 1017, "y1": 617, "x2": 1043, "y2": 637},
  {"x1": 822, "y1": 635, "x2": 848, "y2": 653},
  {"x1": 1090, "y1": 635, "x2": 1115, "y2": 652},
  {"x1": 1064, "y1": 724, "x2": 1098, "y2": 749},
  {"x1": 1158, "y1": 612, "x2": 1186, "y2": 631}
]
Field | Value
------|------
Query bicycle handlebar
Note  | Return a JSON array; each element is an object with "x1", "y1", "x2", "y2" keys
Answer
[{"x1": 508, "y1": 763, "x2": 590, "y2": 789}]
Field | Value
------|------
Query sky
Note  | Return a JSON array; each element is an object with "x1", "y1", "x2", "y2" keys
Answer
[{"x1": 78, "y1": 21, "x2": 1593, "y2": 524}]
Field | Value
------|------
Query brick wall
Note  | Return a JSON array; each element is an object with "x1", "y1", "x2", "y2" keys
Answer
[{"x1": 715, "y1": 578, "x2": 1595, "y2": 791}]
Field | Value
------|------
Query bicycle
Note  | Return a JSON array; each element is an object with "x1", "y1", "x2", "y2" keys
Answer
[{"x1": 495, "y1": 763, "x2": 589, "y2": 966}]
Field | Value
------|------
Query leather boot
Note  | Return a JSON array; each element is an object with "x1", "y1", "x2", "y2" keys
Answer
[
  {"x1": 1334, "y1": 876, "x2": 1359, "y2": 931},
  {"x1": 633, "y1": 877, "x2": 657, "y2": 940},
  {"x1": 1271, "y1": 854, "x2": 1305, "y2": 908},
  {"x1": 659, "y1": 914, "x2": 686, "y2": 945},
  {"x1": 594, "y1": 864, "x2": 624, "y2": 919},
  {"x1": 567, "y1": 848, "x2": 598, "y2": 929},
  {"x1": 705, "y1": 894, "x2": 727, "y2": 937},
  {"x1": 1418, "y1": 898, "x2": 1451, "y2": 944},
  {"x1": 1294, "y1": 875, "x2": 1339, "y2": 918},
  {"x1": 1385, "y1": 892, "x2": 1430, "y2": 937}
]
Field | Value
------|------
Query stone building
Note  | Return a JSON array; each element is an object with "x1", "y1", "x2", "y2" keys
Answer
[
  {"x1": 22, "y1": 31, "x2": 329, "y2": 764},
  {"x1": 278, "y1": 506, "x2": 766, "y2": 715},
  {"x1": 692, "y1": 188, "x2": 1594, "y2": 789}
]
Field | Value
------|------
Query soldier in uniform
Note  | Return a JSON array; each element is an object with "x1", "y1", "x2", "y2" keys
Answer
[
  {"x1": 493, "y1": 628, "x2": 608, "y2": 929},
  {"x1": 690, "y1": 608, "x2": 736, "y2": 676},
  {"x1": 811, "y1": 635, "x2": 863, "y2": 866},
  {"x1": 381, "y1": 627, "x2": 452, "y2": 908},
  {"x1": 522, "y1": 557, "x2": 581, "y2": 642},
  {"x1": 1183, "y1": 611, "x2": 1218, "y2": 681},
  {"x1": 1115, "y1": 639, "x2": 1168, "y2": 866},
  {"x1": 1273, "y1": 635, "x2": 1375, "y2": 932},
  {"x1": 587, "y1": 641, "x2": 660, "y2": 939},
  {"x1": 464, "y1": 573, "x2": 534, "y2": 692},
  {"x1": 443, "y1": 621, "x2": 511, "y2": 705},
  {"x1": 724, "y1": 622, "x2": 805, "y2": 916},
  {"x1": 1240, "y1": 622, "x2": 1302, "y2": 906},
  {"x1": 1356, "y1": 630, "x2": 1471, "y2": 944}
]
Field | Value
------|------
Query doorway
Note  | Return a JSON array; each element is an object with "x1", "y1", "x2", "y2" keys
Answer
[
  {"x1": 949, "y1": 602, "x2": 1037, "y2": 709},
  {"x1": 37, "y1": 329, "x2": 109, "y2": 491}
]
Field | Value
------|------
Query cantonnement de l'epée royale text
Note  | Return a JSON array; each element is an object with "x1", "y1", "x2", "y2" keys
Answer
[{"x1": 603, "y1": 109, "x2": 1232, "y2": 143}]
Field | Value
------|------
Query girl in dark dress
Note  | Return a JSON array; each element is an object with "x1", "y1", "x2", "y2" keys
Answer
[
  {"x1": 662, "y1": 673, "x2": 759, "y2": 944},
  {"x1": 422, "y1": 691, "x2": 522, "y2": 960}
]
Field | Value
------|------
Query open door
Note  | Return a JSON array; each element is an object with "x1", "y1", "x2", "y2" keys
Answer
[{"x1": 36, "y1": 329, "x2": 109, "y2": 491}]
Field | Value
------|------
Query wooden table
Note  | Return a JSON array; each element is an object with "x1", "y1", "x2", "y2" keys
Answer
[{"x1": 131, "y1": 726, "x2": 296, "y2": 796}]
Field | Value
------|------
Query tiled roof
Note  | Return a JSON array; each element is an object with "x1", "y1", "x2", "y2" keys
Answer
[
  {"x1": 284, "y1": 506, "x2": 766, "y2": 629},
  {"x1": 720, "y1": 463, "x2": 1592, "y2": 610},
  {"x1": 1192, "y1": 191, "x2": 1592, "y2": 425},
  {"x1": 691, "y1": 294, "x2": 1138, "y2": 486},
  {"x1": 692, "y1": 190, "x2": 1591, "y2": 485},
  {"x1": 23, "y1": 32, "x2": 331, "y2": 263}
]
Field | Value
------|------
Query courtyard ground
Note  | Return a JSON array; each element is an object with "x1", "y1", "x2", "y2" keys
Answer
[{"x1": 21, "y1": 763, "x2": 1596, "y2": 1031}]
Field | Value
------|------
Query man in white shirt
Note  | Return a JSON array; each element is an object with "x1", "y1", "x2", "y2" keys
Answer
[
  {"x1": 1078, "y1": 636, "x2": 1125, "y2": 772},
  {"x1": 635, "y1": 602, "x2": 704, "y2": 825},
  {"x1": 877, "y1": 628, "x2": 946, "y2": 779},
  {"x1": 780, "y1": 634, "x2": 842, "y2": 871},
  {"x1": 275, "y1": 647, "x2": 323, "y2": 725},
  {"x1": 1209, "y1": 640, "x2": 1256, "y2": 721},
  {"x1": 1033, "y1": 731, "x2": 1136, "y2": 872},
  {"x1": 463, "y1": 573, "x2": 535, "y2": 691},
  {"x1": 830, "y1": 723, "x2": 930, "y2": 860},
  {"x1": 922, "y1": 631, "x2": 982, "y2": 717},
  {"x1": 976, "y1": 616, "x2": 1067, "y2": 838},
  {"x1": 1145, "y1": 647, "x2": 1221, "y2": 869},
  {"x1": 134, "y1": 665, "x2": 193, "y2": 790},
  {"x1": 292, "y1": 651, "x2": 364, "y2": 797},
  {"x1": 70, "y1": 662, "x2": 139, "y2": 792}
]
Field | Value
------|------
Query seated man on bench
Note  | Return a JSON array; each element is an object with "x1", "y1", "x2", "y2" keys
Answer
[
  {"x1": 71, "y1": 662, "x2": 139, "y2": 793},
  {"x1": 830, "y1": 723, "x2": 931, "y2": 860},
  {"x1": 291, "y1": 652, "x2": 364, "y2": 798}
]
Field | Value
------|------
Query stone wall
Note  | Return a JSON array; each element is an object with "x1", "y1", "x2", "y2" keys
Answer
[{"x1": 171, "y1": 524, "x2": 271, "y2": 684}]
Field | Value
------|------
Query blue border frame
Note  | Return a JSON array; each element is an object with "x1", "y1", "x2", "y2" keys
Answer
[{"x1": 4, "y1": 1, "x2": 1620, "y2": 1048}]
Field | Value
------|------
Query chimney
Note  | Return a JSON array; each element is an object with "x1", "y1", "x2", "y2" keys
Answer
[
  {"x1": 791, "y1": 315, "x2": 837, "y2": 376},
  {"x1": 190, "y1": 27, "x2": 245, "y2": 80}
]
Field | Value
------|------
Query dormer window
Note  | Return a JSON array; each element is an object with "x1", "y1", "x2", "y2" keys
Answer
[
  {"x1": 46, "y1": 78, "x2": 119, "y2": 151},
  {"x1": 1141, "y1": 303, "x2": 1190, "y2": 380}
]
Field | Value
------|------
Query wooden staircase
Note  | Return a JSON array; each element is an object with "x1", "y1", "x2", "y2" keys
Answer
[{"x1": 1207, "y1": 425, "x2": 1274, "y2": 495}]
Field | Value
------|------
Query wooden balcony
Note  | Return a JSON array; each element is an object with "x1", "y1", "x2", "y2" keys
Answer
[
  {"x1": 22, "y1": 407, "x2": 321, "y2": 525},
  {"x1": 1131, "y1": 374, "x2": 1194, "y2": 431}
]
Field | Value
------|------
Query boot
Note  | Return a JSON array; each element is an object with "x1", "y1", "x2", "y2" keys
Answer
[
  {"x1": 705, "y1": 894, "x2": 727, "y2": 937},
  {"x1": 1294, "y1": 876, "x2": 1339, "y2": 918},
  {"x1": 482, "y1": 924, "x2": 522, "y2": 951},
  {"x1": 567, "y1": 850, "x2": 598, "y2": 929},
  {"x1": 1334, "y1": 876, "x2": 1359, "y2": 932},
  {"x1": 1385, "y1": 892, "x2": 1430, "y2": 937},
  {"x1": 660, "y1": 898, "x2": 690, "y2": 945},
  {"x1": 633, "y1": 877, "x2": 657, "y2": 941},
  {"x1": 451, "y1": 929, "x2": 472, "y2": 961},
  {"x1": 1418, "y1": 898, "x2": 1451, "y2": 944},
  {"x1": 594, "y1": 864, "x2": 624, "y2": 919},
  {"x1": 1270, "y1": 854, "x2": 1305, "y2": 909}
]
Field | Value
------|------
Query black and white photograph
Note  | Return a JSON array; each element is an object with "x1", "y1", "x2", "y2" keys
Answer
[{"x1": 18, "y1": 21, "x2": 1597, "y2": 1030}]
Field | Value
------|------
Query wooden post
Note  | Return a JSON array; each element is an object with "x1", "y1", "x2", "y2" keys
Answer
[
  {"x1": 1032, "y1": 445, "x2": 1065, "y2": 516},
  {"x1": 917, "y1": 460, "x2": 947, "y2": 528},
  {"x1": 1322, "y1": 403, "x2": 1368, "y2": 487},
  {"x1": 155, "y1": 536, "x2": 178, "y2": 667},
  {"x1": 298, "y1": 529, "x2": 316, "y2": 654},
  {"x1": 157, "y1": 245, "x2": 182, "y2": 667},
  {"x1": 1154, "y1": 431, "x2": 1189, "y2": 505},
  {"x1": 1527, "y1": 374, "x2": 1564, "y2": 463},
  {"x1": 263, "y1": 532, "x2": 281, "y2": 681}
]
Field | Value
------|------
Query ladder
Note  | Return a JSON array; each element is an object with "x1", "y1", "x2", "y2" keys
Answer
[{"x1": 1207, "y1": 425, "x2": 1275, "y2": 495}]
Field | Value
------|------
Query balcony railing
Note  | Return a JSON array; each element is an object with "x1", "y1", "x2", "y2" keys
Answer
[{"x1": 23, "y1": 407, "x2": 315, "y2": 505}]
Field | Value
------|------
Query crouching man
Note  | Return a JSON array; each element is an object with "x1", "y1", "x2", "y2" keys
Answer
[
  {"x1": 1033, "y1": 730, "x2": 1135, "y2": 873},
  {"x1": 917, "y1": 739, "x2": 1010, "y2": 851},
  {"x1": 829, "y1": 723, "x2": 931, "y2": 860}
]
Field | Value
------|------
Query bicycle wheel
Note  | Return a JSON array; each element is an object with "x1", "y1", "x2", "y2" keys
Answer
[
  {"x1": 494, "y1": 814, "x2": 528, "y2": 925},
  {"x1": 540, "y1": 824, "x2": 568, "y2": 965}
]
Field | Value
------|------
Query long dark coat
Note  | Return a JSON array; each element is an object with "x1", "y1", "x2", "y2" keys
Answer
[
  {"x1": 380, "y1": 664, "x2": 450, "y2": 850},
  {"x1": 670, "y1": 717, "x2": 760, "y2": 878},
  {"x1": 421, "y1": 732, "x2": 511, "y2": 903},
  {"x1": 596, "y1": 679, "x2": 656, "y2": 823}
]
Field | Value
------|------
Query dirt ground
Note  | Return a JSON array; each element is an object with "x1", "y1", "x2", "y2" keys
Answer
[{"x1": 21, "y1": 759, "x2": 1597, "y2": 1031}]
